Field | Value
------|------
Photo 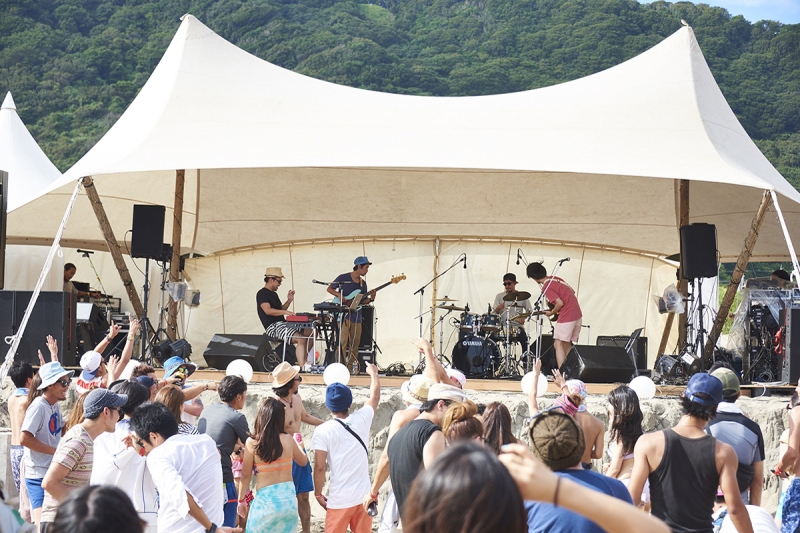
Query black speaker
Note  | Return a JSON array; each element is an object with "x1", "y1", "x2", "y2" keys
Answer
[
  {"x1": 559, "y1": 344, "x2": 636, "y2": 383},
  {"x1": 783, "y1": 309, "x2": 800, "y2": 384},
  {"x1": 530, "y1": 334, "x2": 556, "y2": 374},
  {"x1": 4, "y1": 291, "x2": 79, "y2": 366},
  {"x1": 203, "y1": 333, "x2": 295, "y2": 373},
  {"x1": 597, "y1": 335, "x2": 648, "y2": 370},
  {"x1": 131, "y1": 205, "x2": 166, "y2": 259},
  {"x1": 680, "y1": 223, "x2": 718, "y2": 279},
  {"x1": 359, "y1": 305, "x2": 375, "y2": 351}
]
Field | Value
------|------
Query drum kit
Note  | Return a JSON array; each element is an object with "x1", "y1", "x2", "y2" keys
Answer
[{"x1": 435, "y1": 292, "x2": 542, "y2": 378}]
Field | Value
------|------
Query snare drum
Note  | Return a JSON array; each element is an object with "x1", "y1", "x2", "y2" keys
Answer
[{"x1": 480, "y1": 313, "x2": 501, "y2": 333}]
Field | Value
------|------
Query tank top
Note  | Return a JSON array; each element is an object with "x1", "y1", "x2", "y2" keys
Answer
[
  {"x1": 649, "y1": 429, "x2": 718, "y2": 533},
  {"x1": 387, "y1": 418, "x2": 440, "y2": 514}
]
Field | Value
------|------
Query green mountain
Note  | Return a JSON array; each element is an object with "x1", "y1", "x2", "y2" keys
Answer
[{"x1": 1, "y1": 0, "x2": 799, "y2": 184}]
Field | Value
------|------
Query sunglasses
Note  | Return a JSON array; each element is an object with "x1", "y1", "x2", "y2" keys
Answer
[
  {"x1": 134, "y1": 437, "x2": 145, "y2": 448},
  {"x1": 57, "y1": 378, "x2": 71, "y2": 387},
  {"x1": 503, "y1": 281, "x2": 514, "y2": 286},
  {"x1": 294, "y1": 376, "x2": 303, "y2": 383}
]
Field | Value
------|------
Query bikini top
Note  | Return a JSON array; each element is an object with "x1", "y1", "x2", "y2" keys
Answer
[{"x1": 254, "y1": 456, "x2": 292, "y2": 475}]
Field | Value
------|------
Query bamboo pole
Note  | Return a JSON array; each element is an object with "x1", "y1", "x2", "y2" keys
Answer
[
  {"x1": 166, "y1": 169, "x2": 185, "y2": 340},
  {"x1": 658, "y1": 179, "x2": 690, "y2": 357},
  {"x1": 703, "y1": 190, "x2": 772, "y2": 360},
  {"x1": 82, "y1": 176, "x2": 144, "y2": 318}
]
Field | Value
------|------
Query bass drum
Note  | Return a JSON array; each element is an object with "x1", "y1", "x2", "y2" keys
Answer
[{"x1": 452, "y1": 334, "x2": 501, "y2": 377}]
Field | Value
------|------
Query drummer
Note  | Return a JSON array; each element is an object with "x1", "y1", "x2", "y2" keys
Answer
[{"x1": 492, "y1": 273, "x2": 532, "y2": 352}]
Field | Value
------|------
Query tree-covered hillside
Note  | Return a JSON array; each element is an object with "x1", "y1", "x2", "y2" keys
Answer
[{"x1": 1, "y1": 0, "x2": 799, "y2": 185}]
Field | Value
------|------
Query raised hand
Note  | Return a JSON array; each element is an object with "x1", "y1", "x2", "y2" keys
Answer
[
  {"x1": 128, "y1": 318, "x2": 141, "y2": 336},
  {"x1": 108, "y1": 321, "x2": 121, "y2": 339},
  {"x1": 552, "y1": 368, "x2": 566, "y2": 390},
  {"x1": 410, "y1": 337, "x2": 433, "y2": 356}
]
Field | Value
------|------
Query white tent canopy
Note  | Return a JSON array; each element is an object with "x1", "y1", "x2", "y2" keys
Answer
[
  {"x1": 1, "y1": 92, "x2": 62, "y2": 211},
  {"x1": 7, "y1": 15, "x2": 800, "y2": 262}
]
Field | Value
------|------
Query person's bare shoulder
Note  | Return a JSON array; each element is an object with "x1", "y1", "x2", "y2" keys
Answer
[{"x1": 390, "y1": 408, "x2": 418, "y2": 434}]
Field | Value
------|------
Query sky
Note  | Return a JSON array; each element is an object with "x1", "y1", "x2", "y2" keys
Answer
[{"x1": 640, "y1": 0, "x2": 800, "y2": 24}]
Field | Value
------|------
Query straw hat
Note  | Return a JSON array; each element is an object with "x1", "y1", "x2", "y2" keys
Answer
[
  {"x1": 264, "y1": 267, "x2": 285, "y2": 279},
  {"x1": 272, "y1": 361, "x2": 300, "y2": 388},
  {"x1": 401, "y1": 375, "x2": 434, "y2": 404}
]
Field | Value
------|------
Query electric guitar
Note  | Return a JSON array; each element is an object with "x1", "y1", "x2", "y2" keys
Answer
[{"x1": 333, "y1": 274, "x2": 406, "y2": 309}]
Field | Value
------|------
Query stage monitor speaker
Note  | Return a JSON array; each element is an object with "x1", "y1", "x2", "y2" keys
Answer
[
  {"x1": 783, "y1": 309, "x2": 800, "y2": 384},
  {"x1": 596, "y1": 335, "x2": 648, "y2": 370},
  {"x1": 680, "y1": 223, "x2": 718, "y2": 279},
  {"x1": 559, "y1": 344, "x2": 636, "y2": 383},
  {"x1": 10, "y1": 291, "x2": 78, "y2": 366},
  {"x1": 131, "y1": 204, "x2": 166, "y2": 259},
  {"x1": 359, "y1": 305, "x2": 375, "y2": 351},
  {"x1": 203, "y1": 333, "x2": 294, "y2": 373},
  {"x1": 0, "y1": 170, "x2": 7, "y2": 289},
  {"x1": 531, "y1": 334, "x2": 556, "y2": 374}
]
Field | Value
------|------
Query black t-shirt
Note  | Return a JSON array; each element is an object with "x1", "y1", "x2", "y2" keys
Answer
[
  {"x1": 256, "y1": 288, "x2": 283, "y2": 330},
  {"x1": 387, "y1": 418, "x2": 441, "y2": 514}
]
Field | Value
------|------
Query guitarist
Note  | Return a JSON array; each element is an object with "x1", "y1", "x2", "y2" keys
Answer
[
  {"x1": 327, "y1": 256, "x2": 377, "y2": 372},
  {"x1": 526, "y1": 262, "x2": 583, "y2": 370}
]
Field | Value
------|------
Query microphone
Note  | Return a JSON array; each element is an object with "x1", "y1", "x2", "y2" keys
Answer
[
  {"x1": 312, "y1": 279, "x2": 329, "y2": 286},
  {"x1": 558, "y1": 257, "x2": 570, "y2": 264},
  {"x1": 77, "y1": 249, "x2": 94, "y2": 255},
  {"x1": 516, "y1": 249, "x2": 521, "y2": 266},
  {"x1": 463, "y1": 254, "x2": 467, "y2": 269}
]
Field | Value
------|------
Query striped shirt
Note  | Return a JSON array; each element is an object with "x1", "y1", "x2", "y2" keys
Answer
[{"x1": 40, "y1": 425, "x2": 94, "y2": 523}]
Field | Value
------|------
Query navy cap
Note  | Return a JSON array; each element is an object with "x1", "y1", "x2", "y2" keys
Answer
[
  {"x1": 684, "y1": 373, "x2": 723, "y2": 406},
  {"x1": 325, "y1": 383, "x2": 353, "y2": 412},
  {"x1": 83, "y1": 388, "x2": 128, "y2": 419}
]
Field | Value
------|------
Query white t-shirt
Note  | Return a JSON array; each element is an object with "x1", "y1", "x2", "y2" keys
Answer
[
  {"x1": 493, "y1": 291, "x2": 533, "y2": 324},
  {"x1": 147, "y1": 434, "x2": 223, "y2": 533},
  {"x1": 310, "y1": 405, "x2": 374, "y2": 509},
  {"x1": 92, "y1": 419, "x2": 158, "y2": 520}
]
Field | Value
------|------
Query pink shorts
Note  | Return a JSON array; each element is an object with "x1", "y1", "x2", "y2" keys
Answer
[{"x1": 553, "y1": 318, "x2": 582, "y2": 343}]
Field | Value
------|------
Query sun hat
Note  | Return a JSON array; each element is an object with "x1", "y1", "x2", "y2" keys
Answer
[
  {"x1": 163, "y1": 356, "x2": 198, "y2": 379},
  {"x1": 401, "y1": 374, "x2": 434, "y2": 404},
  {"x1": 272, "y1": 361, "x2": 301, "y2": 388},
  {"x1": 710, "y1": 368, "x2": 740, "y2": 397},
  {"x1": 83, "y1": 388, "x2": 128, "y2": 419},
  {"x1": 80, "y1": 350, "x2": 103, "y2": 381},
  {"x1": 354, "y1": 256, "x2": 372, "y2": 266},
  {"x1": 38, "y1": 361, "x2": 74, "y2": 390},
  {"x1": 528, "y1": 410, "x2": 585, "y2": 471},
  {"x1": 325, "y1": 383, "x2": 353, "y2": 412},
  {"x1": 264, "y1": 267, "x2": 285, "y2": 279},
  {"x1": 684, "y1": 372, "x2": 723, "y2": 406},
  {"x1": 428, "y1": 383, "x2": 467, "y2": 403}
]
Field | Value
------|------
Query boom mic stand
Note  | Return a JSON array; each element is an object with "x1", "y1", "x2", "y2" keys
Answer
[{"x1": 78, "y1": 249, "x2": 112, "y2": 315}]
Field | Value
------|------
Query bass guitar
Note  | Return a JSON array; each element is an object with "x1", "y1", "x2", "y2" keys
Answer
[{"x1": 333, "y1": 274, "x2": 406, "y2": 309}]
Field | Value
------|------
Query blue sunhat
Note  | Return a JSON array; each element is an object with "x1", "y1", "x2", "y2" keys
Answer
[
  {"x1": 163, "y1": 356, "x2": 198, "y2": 379},
  {"x1": 38, "y1": 361, "x2": 74, "y2": 390}
]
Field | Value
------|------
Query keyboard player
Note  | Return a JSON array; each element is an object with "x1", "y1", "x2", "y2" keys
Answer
[{"x1": 256, "y1": 266, "x2": 313, "y2": 368}]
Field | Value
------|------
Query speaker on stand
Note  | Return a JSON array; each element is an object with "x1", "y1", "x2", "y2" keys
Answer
[
  {"x1": 679, "y1": 223, "x2": 718, "y2": 373},
  {"x1": 130, "y1": 205, "x2": 167, "y2": 364}
]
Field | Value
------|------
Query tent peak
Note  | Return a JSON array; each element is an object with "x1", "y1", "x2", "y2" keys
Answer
[
  {"x1": 681, "y1": 19, "x2": 690, "y2": 27},
  {"x1": 2, "y1": 92, "x2": 16, "y2": 111},
  {"x1": 180, "y1": 13, "x2": 195, "y2": 22}
]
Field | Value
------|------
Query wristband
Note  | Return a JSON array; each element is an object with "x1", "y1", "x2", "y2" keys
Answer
[
  {"x1": 315, "y1": 494, "x2": 324, "y2": 499},
  {"x1": 370, "y1": 493, "x2": 379, "y2": 500},
  {"x1": 206, "y1": 524, "x2": 217, "y2": 533}
]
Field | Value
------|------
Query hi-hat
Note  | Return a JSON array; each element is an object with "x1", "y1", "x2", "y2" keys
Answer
[
  {"x1": 434, "y1": 297, "x2": 459, "y2": 302},
  {"x1": 511, "y1": 312, "x2": 531, "y2": 321},
  {"x1": 437, "y1": 304, "x2": 466, "y2": 312},
  {"x1": 503, "y1": 291, "x2": 531, "y2": 302}
]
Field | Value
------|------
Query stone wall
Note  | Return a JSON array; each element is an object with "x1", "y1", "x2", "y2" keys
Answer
[{"x1": 1, "y1": 378, "x2": 792, "y2": 525}]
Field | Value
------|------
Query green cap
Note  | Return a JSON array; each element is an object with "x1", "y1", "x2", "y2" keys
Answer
[{"x1": 711, "y1": 368, "x2": 740, "y2": 397}]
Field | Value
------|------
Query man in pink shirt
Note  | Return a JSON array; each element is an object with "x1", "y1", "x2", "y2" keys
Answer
[{"x1": 527, "y1": 262, "x2": 583, "y2": 369}]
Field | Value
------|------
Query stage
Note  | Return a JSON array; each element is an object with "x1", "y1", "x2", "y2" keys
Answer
[{"x1": 160, "y1": 369, "x2": 795, "y2": 398}]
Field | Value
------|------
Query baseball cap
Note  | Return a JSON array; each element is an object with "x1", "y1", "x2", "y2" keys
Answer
[
  {"x1": 354, "y1": 256, "x2": 372, "y2": 266},
  {"x1": 503, "y1": 273, "x2": 517, "y2": 283},
  {"x1": 80, "y1": 350, "x2": 104, "y2": 380},
  {"x1": 710, "y1": 368, "x2": 740, "y2": 397},
  {"x1": 38, "y1": 362, "x2": 74, "y2": 390},
  {"x1": 83, "y1": 388, "x2": 128, "y2": 419},
  {"x1": 684, "y1": 373, "x2": 723, "y2": 406},
  {"x1": 446, "y1": 368, "x2": 466, "y2": 389}
]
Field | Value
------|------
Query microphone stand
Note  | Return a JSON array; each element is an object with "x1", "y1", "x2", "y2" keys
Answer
[
  {"x1": 413, "y1": 253, "x2": 466, "y2": 368},
  {"x1": 79, "y1": 249, "x2": 112, "y2": 315}
]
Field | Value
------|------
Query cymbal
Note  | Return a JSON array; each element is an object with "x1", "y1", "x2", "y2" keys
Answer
[
  {"x1": 503, "y1": 291, "x2": 531, "y2": 302},
  {"x1": 437, "y1": 304, "x2": 466, "y2": 312},
  {"x1": 434, "y1": 297, "x2": 459, "y2": 302}
]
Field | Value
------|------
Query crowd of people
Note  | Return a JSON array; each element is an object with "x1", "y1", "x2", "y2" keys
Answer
[{"x1": 1, "y1": 328, "x2": 797, "y2": 533}]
